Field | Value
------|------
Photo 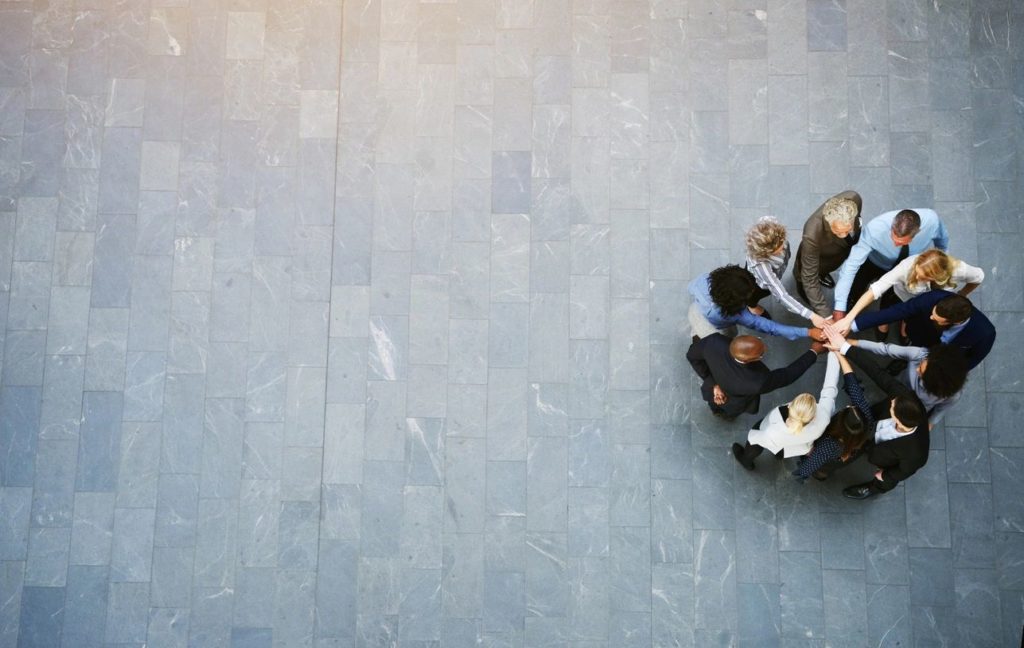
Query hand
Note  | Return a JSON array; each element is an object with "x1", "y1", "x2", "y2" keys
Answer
[
  {"x1": 831, "y1": 316, "x2": 853, "y2": 336},
  {"x1": 712, "y1": 384, "x2": 728, "y2": 405},
  {"x1": 822, "y1": 323, "x2": 847, "y2": 352},
  {"x1": 810, "y1": 313, "x2": 830, "y2": 329},
  {"x1": 832, "y1": 310, "x2": 845, "y2": 322},
  {"x1": 807, "y1": 327, "x2": 826, "y2": 342},
  {"x1": 810, "y1": 340, "x2": 826, "y2": 354},
  {"x1": 874, "y1": 469, "x2": 884, "y2": 481}
]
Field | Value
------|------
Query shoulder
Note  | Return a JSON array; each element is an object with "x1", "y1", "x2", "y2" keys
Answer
[
  {"x1": 802, "y1": 209, "x2": 825, "y2": 236},
  {"x1": 700, "y1": 333, "x2": 732, "y2": 351},
  {"x1": 865, "y1": 211, "x2": 896, "y2": 232},
  {"x1": 906, "y1": 289, "x2": 953, "y2": 309},
  {"x1": 968, "y1": 308, "x2": 996, "y2": 334}
]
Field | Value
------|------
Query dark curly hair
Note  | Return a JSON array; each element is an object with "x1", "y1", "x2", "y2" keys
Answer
[
  {"x1": 708, "y1": 265, "x2": 757, "y2": 316},
  {"x1": 921, "y1": 344, "x2": 968, "y2": 399}
]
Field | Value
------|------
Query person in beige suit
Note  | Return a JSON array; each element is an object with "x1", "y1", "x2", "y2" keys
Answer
[{"x1": 793, "y1": 191, "x2": 863, "y2": 318}]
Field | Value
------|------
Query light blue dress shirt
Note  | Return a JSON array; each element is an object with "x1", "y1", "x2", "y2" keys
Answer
[{"x1": 833, "y1": 208, "x2": 949, "y2": 311}]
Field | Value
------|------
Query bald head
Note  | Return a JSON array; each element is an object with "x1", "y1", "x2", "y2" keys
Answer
[{"x1": 729, "y1": 335, "x2": 765, "y2": 363}]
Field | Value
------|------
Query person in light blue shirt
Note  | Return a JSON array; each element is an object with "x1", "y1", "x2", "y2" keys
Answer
[
  {"x1": 688, "y1": 266, "x2": 821, "y2": 341},
  {"x1": 832, "y1": 209, "x2": 950, "y2": 319}
]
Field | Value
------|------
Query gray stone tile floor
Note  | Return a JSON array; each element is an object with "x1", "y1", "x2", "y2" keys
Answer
[{"x1": 0, "y1": 0, "x2": 1022, "y2": 645}]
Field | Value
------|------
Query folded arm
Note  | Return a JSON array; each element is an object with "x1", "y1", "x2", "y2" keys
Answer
[{"x1": 685, "y1": 338, "x2": 712, "y2": 380}]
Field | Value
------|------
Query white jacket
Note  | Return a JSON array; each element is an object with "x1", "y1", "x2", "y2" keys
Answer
[{"x1": 745, "y1": 353, "x2": 840, "y2": 457}]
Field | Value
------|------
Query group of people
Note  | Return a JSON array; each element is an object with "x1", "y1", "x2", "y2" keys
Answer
[{"x1": 685, "y1": 192, "x2": 996, "y2": 499}]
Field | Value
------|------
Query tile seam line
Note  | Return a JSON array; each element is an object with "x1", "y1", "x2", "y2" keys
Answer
[{"x1": 316, "y1": 0, "x2": 350, "y2": 588}]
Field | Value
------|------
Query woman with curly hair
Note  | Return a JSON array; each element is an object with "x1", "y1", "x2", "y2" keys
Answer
[{"x1": 744, "y1": 216, "x2": 831, "y2": 329}]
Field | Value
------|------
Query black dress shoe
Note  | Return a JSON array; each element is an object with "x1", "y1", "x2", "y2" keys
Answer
[
  {"x1": 731, "y1": 443, "x2": 755, "y2": 471},
  {"x1": 819, "y1": 274, "x2": 835, "y2": 288},
  {"x1": 843, "y1": 484, "x2": 874, "y2": 500}
]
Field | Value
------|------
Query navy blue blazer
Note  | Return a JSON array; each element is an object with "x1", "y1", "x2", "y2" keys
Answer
[{"x1": 854, "y1": 289, "x2": 996, "y2": 370}]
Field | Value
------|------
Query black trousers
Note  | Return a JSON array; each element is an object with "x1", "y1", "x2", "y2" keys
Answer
[
  {"x1": 848, "y1": 259, "x2": 901, "y2": 314},
  {"x1": 737, "y1": 441, "x2": 784, "y2": 465}
]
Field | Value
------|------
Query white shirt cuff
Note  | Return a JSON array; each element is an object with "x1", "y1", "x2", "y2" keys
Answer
[{"x1": 840, "y1": 342, "x2": 852, "y2": 355}]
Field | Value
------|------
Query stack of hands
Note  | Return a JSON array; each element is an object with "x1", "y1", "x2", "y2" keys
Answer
[{"x1": 805, "y1": 318, "x2": 856, "y2": 354}]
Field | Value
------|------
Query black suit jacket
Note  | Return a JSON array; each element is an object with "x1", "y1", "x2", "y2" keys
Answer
[
  {"x1": 846, "y1": 346, "x2": 930, "y2": 489},
  {"x1": 853, "y1": 289, "x2": 996, "y2": 370},
  {"x1": 685, "y1": 334, "x2": 818, "y2": 418}
]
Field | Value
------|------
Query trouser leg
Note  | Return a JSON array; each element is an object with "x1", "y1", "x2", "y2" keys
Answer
[
  {"x1": 848, "y1": 260, "x2": 889, "y2": 311},
  {"x1": 688, "y1": 302, "x2": 736, "y2": 339}
]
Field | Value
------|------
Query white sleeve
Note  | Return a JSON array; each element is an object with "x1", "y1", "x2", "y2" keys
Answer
[
  {"x1": 954, "y1": 260, "x2": 985, "y2": 287},
  {"x1": 869, "y1": 255, "x2": 915, "y2": 299}
]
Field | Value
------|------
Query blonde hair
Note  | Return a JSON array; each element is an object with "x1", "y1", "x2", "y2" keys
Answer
[
  {"x1": 822, "y1": 197, "x2": 858, "y2": 226},
  {"x1": 745, "y1": 216, "x2": 789, "y2": 262},
  {"x1": 785, "y1": 393, "x2": 817, "y2": 433},
  {"x1": 908, "y1": 249, "x2": 959, "y2": 290}
]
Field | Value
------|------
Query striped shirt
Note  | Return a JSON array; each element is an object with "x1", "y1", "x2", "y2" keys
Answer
[{"x1": 746, "y1": 242, "x2": 815, "y2": 321}]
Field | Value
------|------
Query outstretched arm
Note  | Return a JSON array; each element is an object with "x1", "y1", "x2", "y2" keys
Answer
[
  {"x1": 844, "y1": 339, "x2": 928, "y2": 363},
  {"x1": 734, "y1": 308, "x2": 812, "y2": 341},
  {"x1": 833, "y1": 238, "x2": 872, "y2": 312},
  {"x1": 845, "y1": 345, "x2": 915, "y2": 399},
  {"x1": 748, "y1": 259, "x2": 816, "y2": 322},
  {"x1": 853, "y1": 290, "x2": 943, "y2": 333},
  {"x1": 835, "y1": 289, "x2": 876, "y2": 334},
  {"x1": 761, "y1": 349, "x2": 819, "y2": 394},
  {"x1": 839, "y1": 368, "x2": 877, "y2": 431}
]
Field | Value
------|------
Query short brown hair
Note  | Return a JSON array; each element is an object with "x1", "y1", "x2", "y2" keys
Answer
[
  {"x1": 935, "y1": 294, "x2": 972, "y2": 323},
  {"x1": 892, "y1": 209, "x2": 921, "y2": 238}
]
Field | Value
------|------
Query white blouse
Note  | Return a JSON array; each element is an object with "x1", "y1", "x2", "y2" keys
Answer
[
  {"x1": 746, "y1": 353, "x2": 840, "y2": 458},
  {"x1": 869, "y1": 254, "x2": 985, "y2": 302}
]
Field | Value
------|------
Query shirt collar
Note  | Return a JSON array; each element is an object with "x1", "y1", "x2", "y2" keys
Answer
[{"x1": 940, "y1": 317, "x2": 970, "y2": 344}]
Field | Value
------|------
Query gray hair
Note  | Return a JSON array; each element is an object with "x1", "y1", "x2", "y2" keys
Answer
[
  {"x1": 744, "y1": 216, "x2": 788, "y2": 262},
  {"x1": 822, "y1": 197, "x2": 858, "y2": 226}
]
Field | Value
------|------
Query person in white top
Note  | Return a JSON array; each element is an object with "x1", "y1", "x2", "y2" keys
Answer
[
  {"x1": 832, "y1": 249, "x2": 984, "y2": 336},
  {"x1": 732, "y1": 353, "x2": 841, "y2": 469}
]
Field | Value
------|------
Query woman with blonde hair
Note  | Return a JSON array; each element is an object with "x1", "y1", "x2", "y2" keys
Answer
[
  {"x1": 832, "y1": 249, "x2": 984, "y2": 336},
  {"x1": 732, "y1": 353, "x2": 841, "y2": 470},
  {"x1": 744, "y1": 216, "x2": 830, "y2": 329}
]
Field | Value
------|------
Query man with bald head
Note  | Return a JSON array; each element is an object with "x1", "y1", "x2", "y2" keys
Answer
[{"x1": 686, "y1": 333, "x2": 826, "y2": 420}]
